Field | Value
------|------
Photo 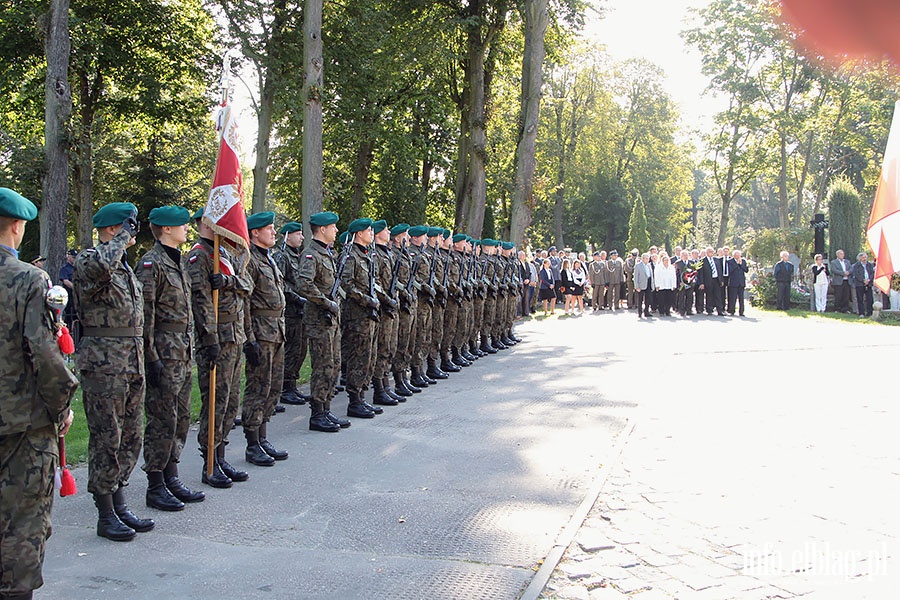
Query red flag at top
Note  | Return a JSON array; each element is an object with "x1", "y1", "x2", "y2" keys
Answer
[
  {"x1": 867, "y1": 101, "x2": 900, "y2": 294},
  {"x1": 203, "y1": 103, "x2": 249, "y2": 250}
]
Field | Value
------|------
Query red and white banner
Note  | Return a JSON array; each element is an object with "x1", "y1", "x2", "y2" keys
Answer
[
  {"x1": 867, "y1": 101, "x2": 900, "y2": 294},
  {"x1": 204, "y1": 103, "x2": 249, "y2": 250}
]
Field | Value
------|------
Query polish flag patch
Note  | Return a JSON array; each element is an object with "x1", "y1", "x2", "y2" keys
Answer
[{"x1": 143, "y1": 261, "x2": 153, "y2": 268}]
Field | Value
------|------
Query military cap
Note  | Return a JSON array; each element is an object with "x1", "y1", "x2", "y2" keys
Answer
[
  {"x1": 309, "y1": 211, "x2": 339, "y2": 226},
  {"x1": 0, "y1": 188, "x2": 38, "y2": 221},
  {"x1": 338, "y1": 231, "x2": 350, "y2": 245},
  {"x1": 452, "y1": 233, "x2": 467, "y2": 243},
  {"x1": 390, "y1": 223, "x2": 410, "y2": 236},
  {"x1": 93, "y1": 202, "x2": 137, "y2": 229},
  {"x1": 279, "y1": 222, "x2": 303, "y2": 234},
  {"x1": 427, "y1": 226, "x2": 443, "y2": 237},
  {"x1": 592, "y1": 251, "x2": 601, "y2": 256},
  {"x1": 149, "y1": 205, "x2": 191, "y2": 227},
  {"x1": 442, "y1": 228, "x2": 451, "y2": 239},
  {"x1": 609, "y1": 249, "x2": 618, "y2": 256},
  {"x1": 408, "y1": 225, "x2": 429, "y2": 237},
  {"x1": 67, "y1": 248, "x2": 78, "y2": 256},
  {"x1": 631, "y1": 248, "x2": 639, "y2": 256},
  {"x1": 372, "y1": 219, "x2": 388, "y2": 234},
  {"x1": 549, "y1": 245, "x2": 557, "y2": 252},
  {"x1": 30, "y1": 254, "x2": 46, "y2": 264},
  {"x1": 247, "y1": 211, "x2": 275, "y2": 231},
  {"x1": 347, "y1": 218, "x2": 373, "y2": 234},
  {"x1": 192, "y1": 207, "x2": 204, "y2": 220}
]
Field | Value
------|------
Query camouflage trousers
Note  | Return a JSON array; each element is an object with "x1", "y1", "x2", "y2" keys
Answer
[
  {"x1": 442, "y1": 299, "x2": 460, "y2": 353},
  {"x1": 242, "y1": 339, "x2": 284, "y2": 431},
  {"x1": 414, "y1": 295, "x2": 433, "y2": 365},
  {"x1": 375, "y1": 313, "x2": 398, "y2": 379},
  {"x1": 392, "y1": 307, "x2": 416, "y2": 373},
  {"x1": 197, "y1": 342, "x2": 241, "y2": 452},
  {"x1": 82, "y1": 370, "x2": 144, "y2": 495},
  {"x1": 429, "y1": 303, "x2": 444, "y2": 360},
  {"x1": 342, "y1": 316, "x2": 376, "y2": 393},
  {"x1": 142, "y1": 357, "x2": 191, "y2": 473},
  {"x1": 472, "y1": 296, "x2": 485, "y2": 342},
  {"x1": 283, "y1": 315, "x2": 308, "y2": 384},
  {"x1": 481, "y1": 295, "x2": 497, "y2": 339},
  {"x1": 306, "y1": 320, "x2": 340, "y2": 407},
  {"x1": 455, "y1": 298, "x2": 472, "y2": 349},
  {"x1": 0, "y1": 427, "x2": 56, "y2": 593}
]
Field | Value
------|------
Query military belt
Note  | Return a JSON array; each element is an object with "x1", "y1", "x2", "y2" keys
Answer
[
  {"x1": 217, "y1": 313, "x2": 239, "y2": 324},
  {"x1": 251, "y1": 309, "x2": 284, "y2": 318},
  {"x1": 82, "y1": 326, "x2": 143, "y2": 338},
  {"x1": 156, "y1": 322, "x2": 189, "y2": 333}
]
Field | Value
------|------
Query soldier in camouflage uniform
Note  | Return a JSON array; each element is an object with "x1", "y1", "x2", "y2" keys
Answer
[
  {"x1": 370, "y1": 220, "x2": 402, "y2": 406},
  {"x1": 0, "y1": 188, "x2": 78, "y2": 598},
  {"x1": 447, "y1": 233, "x2": 472, "y2": 369},
  {"x1": 477, "y1": 240, "x2": 500, "y2": 354},
  {"x1": 469, "y1": 240, "x2": 488, "y2": 357},
  {"x1": 136, "y1": 206, "x2": 204, "y2": 513},
  {"x1": 425, "y1": 228, "x2": 450, "y2": 381},
  {"x1": 438, "y1": 232, "x2": 463, "y2": 373},
  {"x1": 388, "y1": 224, "x2": 419, "y2": 397},
  {"x1": 298, "y1": 211, "x2": 349, "y2": 433},
  {"x1": 187, "y1": 209, "x2": 250, "y2": 488},
  {"x1": 275, "y1": 222, "x2": 309, "y2": 406},
  {"x1": 339, "y1": 218, "x2": 384, "y2": 418},
  {"x1": 242, "y1": 212, "x2": 288, "y2": 466},
  {"x1": 75, "y1": 202, "x2": 154, "y2": 541},
  {"x1": 407, "y1": 225, "x2": 434, "y2": 389}
]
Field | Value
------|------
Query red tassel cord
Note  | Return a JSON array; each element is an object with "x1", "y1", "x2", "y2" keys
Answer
[{"x1": 58, "y1": 437, "x2": 77, "y2": 497}]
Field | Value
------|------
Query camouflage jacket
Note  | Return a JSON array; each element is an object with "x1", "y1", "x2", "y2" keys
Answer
[
  {"x1": 431, "y1": 245, "x2": 448, "y2": 298},
  {"x1": 410, "y1": 244, "x2": 434, "y2": 299},
  {"x1": 393, "y1": 242, "x2": 416, "y2": 310},
  {"x1": 298, "y1": 239, "x2": 340, "y2": 328},
  {"x1": 448, "y1": 250, "x2": 465, "y2": 300},
  {"x1": 373, "y1": 244, "x2": 396, "y2": 317},
  {"x1": 136, "y1": 241, "x2": 193, "y2": 363},
  {"x1": 340, "y1": 243, "x2": 377, "y2": 320},
  {"x1": 74, "y1": 229, "x2": 144, "y2": 375},
  {"x1": 275, "y1": 244, "x2": 306, "y2": 319},
  {"x1": 245, "y1": 244, "x2": 286, "y2": 344},
  {"x1": 479, "y1": 253, "x2": 496, "y2": 296},
  {"x1": 186, "y1": 238, "x2": 251, "y2": 348},
  {"x1": 0, "y1": 246, "x2": 78, "y2": 435}
]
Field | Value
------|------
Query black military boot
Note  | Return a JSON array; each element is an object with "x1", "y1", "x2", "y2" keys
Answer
[
  {"x1": 491, "y1": 336, "x2": 508, "y2": 351},
  {"x1": 259, "y1": 422, "x2": 288, "y2": 461},
  {"x1": 280, "y1": 380, "x2": 306, "y2": 405},
  {"x1": 244, "y1": 428, "x2": 276, "y2": 466},
  {"x1": 372, "y1": 377, "x2": 398, "y2": 406},
  {"x1": 425, "y1": 359, "x2": 444, "y2": 381},
  {"x1": 347, "y1": 390, "x2": 375, "y2": 418},
  {"x1": 163, "y1": 462, "x2": 204, "y2": 503},
  {"x1": 410, "y1": 366, "x2": 430, "y2": 388},
  {"x1": 510, "y1": 329, "x2": 523, "y2": 343},
  {"x1": 94, "y1": 493, "x2": 136, "y2": 541},
  {"x1": 112, "y1": 487, "x2": 155, "y2": 532},
  {"x1": 441, "y1": 352, "x2": 461, "y2": 372},
  {"x1": 336, "y1": 372, "x2": 346, "y2": 393},
  {"x1": 309, "y1": 401, "x2": 341, "y2": 432},
  {"x1": 480, "y1": 338, "x2": 497, "y2": 354},
  {"x1": 324, "y1": 400, "x2": 352, "y2": 428},
  {"x1": 502, "y1": 334, "x2": 516, "y2": 346},
  {"x1": 384, "y1": 375, "x2": 406, "y2": 402},
  {"x1": 467, "y1": 340, "x2": 483, "y2": 358},
  {"x1": 201, "y1": 450, "x2": 233, "y2": 488},
  {"x1": 392, "y1": 372, "x2": 412, "y2": 397},
  {"x1": 217, "y1": 444, "x2": 249, "y2": 482},
  {"x1": 146, "y1": 471, "x2": 185, "y2": 512},
  {"x1": 451, "y1": 347, "x2": 470, "y2": 367}
]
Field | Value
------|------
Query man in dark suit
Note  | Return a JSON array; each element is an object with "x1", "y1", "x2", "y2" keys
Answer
[
  {"x1": 698, "y1": 246, "x2": 724, "y2": 316},
  {"x1": 773, "y1": 251, "x2": 794, "y2": 310},
  {"x1": 726, "y1": 250, "x2": 750, "y2": 316},
  {"x1": 829, "y1": 249, "x2": 852, "y2": 313},
  {"x1": 850, "y1": 252, "x2": 875, "y2": 317}
]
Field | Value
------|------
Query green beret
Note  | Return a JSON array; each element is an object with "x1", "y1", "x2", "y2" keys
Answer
[
  {"x1": 442, "y1": 228, "x2": 451, "y2": 239},
  {"x1": 347, "y1": 218, "x2": 373, "y2": 234},
  {"x1": 480, "y1": 238, "x2": 493, "y2": 247},
  {"x1": 452, "y1": 233, "x2": 467, "y2": 243},
  {"x1": 0, "y1": 188, "x2": 38, "y2": 221},
  {"x1": 247, "y1": 211, "x2": 275, "y2": 231},
  {"x1": 338, "y1": 231, "x2": 350, "y2": 245},
  {"x1": 472, "y1": 239, "x2": 481, "y2": 246},
  {"x1": 192, "y1": 207, "x2": 204, "y2": 220},
  {"x1": 408, "y1": 225, "x2": 428, "y2": 237},
  {"x1": 279, "y1": 222, "x2": 303, "y2": 234},
  {"x1": 309, "y1": 211, "x2": 339, "y2": 227},
  {"x1": 501, "y1": 241, "x2": 514, "y2": 250},
  {"x1": 372, "y1": 219, "x2": 388, "y2": 234},
  {"x1": 149, "y1": 205, "x2": 191, "y2": 227},
  {"x1": 93, "y1": 202, "x2": 137, "y2": 229},
  {"x1": 427, "y1": 226, "x2": 443, "y2": 238},
  {"x1": 390, "y1": 223, "x2": 410, "y2": 236}
]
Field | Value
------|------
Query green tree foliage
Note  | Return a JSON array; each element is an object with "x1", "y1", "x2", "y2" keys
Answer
[
  {"x1": 827, "y1": 177, "x2": 862, "y2": 259},
  {"x1": 625, "y1": 194, "x2": 650, "y2": 254}
]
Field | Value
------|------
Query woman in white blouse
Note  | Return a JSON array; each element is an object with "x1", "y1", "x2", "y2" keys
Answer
[
  {"x1": 570, "y1": 259, "x2": 587, "y2": 315},
  {"x1": 654, "y1": 252, "x2": 678, "y2": 316}
]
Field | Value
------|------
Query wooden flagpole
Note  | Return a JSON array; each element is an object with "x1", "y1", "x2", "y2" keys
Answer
[{"x1": 207, "y1": 234, "x2": 220, "y2": 476}]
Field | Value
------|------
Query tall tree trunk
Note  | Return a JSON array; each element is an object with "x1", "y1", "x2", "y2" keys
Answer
[
  {"x1": 302, "y1": 0, "x2": 324, "y2": 239},
  {"x1": 252, "y1": 74, "x2": 275, "y2": 213},
  {"x1": 509, "y1": 0, "x2": 548, "y2": 248},
  {"x1": 349, "y1": 136, "x2": 375, "y2": 221},
  {"x1": 41, "y1": 0, "x2": 72, "y2": 280},
  {"x1": 777, "y1": 134, "x2": 789, "y2": 227},
  {"x1": 453, "y1": 107, "x2": 470, "y2": 231},
  {"x1": 74, "y1": 75, "x2": 96, "y2": 248},
  {"x1": 463, "y1": 27, "x2": 488, "y2": 238}
]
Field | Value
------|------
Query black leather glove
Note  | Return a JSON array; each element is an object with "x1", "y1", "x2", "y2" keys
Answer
[
  {"x1": 325, "y1": 299, "x2": 340, "y2": 316},
  {"x1": 384, "y1": 297, "x2": 398, "y2": 311},
  {"x1": 209, "y1": 273, "x2": 228, "y2": 290},
  {"x1": 243, "y1": 341, "x2": 262, "y2": 368},
  {"x1": 146, "y1": 359, "x2": 164, "y2": 387},
  {"x1": 201, "y1": 343, "x2": 220, "y2": 367},
  {"x1": 121, "y1": 216, "x2": 139, "y2": 237},
  {"x1": 364, "y1": 295, "x2": 379, "y2": 310}
]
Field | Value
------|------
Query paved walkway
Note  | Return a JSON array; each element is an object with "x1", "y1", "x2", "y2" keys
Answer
[
  {"x1": 37, "y1": 306, "x2": 898, "y2": 599},
  {"x1": 540, "y1": 308, "x2": 899, "y2": 599}
]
